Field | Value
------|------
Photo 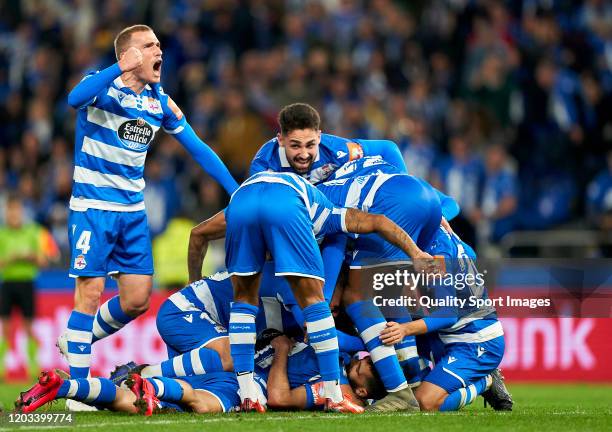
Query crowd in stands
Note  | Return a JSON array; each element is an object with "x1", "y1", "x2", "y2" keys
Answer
[{"x1": 0, "y1": 0, "x2": 610, "y2": 267}]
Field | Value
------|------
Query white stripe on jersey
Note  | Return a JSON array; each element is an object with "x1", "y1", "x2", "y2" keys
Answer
[
  {"x1": 73, "y1": 166, "x2": 145, "y2": 192},
  {"x1": 438, "y1": 321, "x2": 504, "y2": 344},
  {"x1": 82, "y1": 136, "x2": 147, "y2": 167},
  {"x1": 69, "y1": 196, "x2": 145, "y2": 212},
  {"x1": 87, "y1": 106, "x2": 160, "y2": 133},
  {"x1": 240, "y1": 173, "x2": 311, "y2": 214},
  {"x1": 168, "y1": 292, "x2": 201, "y2": 313},
  {"x1": 191, "y1": 280, "x2": 221, "y2": 323},
  {"x1": 312, "y1": 208, "x2": 330, "y2": 235},
  {"x1": 362, "y1": 174, "x2": 397, "y2": 211},
  {"x1": 163, "y1": 125, "x2": 184, "y2": 134}
]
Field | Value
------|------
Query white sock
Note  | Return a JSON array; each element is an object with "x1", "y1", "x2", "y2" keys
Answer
[
  {"x1": 323, "y1": 380, "x2": 343, "y2": 403},
  {"x1": 237, "y1": 372, "x2": 257, "y2": 401},
  {"x1": 140, "y1": 364, "x2": 162, "y2": 378}
]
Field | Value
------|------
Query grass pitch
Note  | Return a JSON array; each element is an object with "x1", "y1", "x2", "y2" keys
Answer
[{"x1": 0, "y1": 383, "x2": 610, "y2": 431}]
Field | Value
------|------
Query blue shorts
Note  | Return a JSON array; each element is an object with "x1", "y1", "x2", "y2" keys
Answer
[
  {"x1": 68, "y1": 209, "x2": 153, "y2": 277},
  {"x1": 350, "y1": 176, "x2": 441, "y2": 268},
  {"x1": 172, "y1": 372, "x2": 240, "y2": 413},
  {"x1": 157, "y1": 300, "x2": 227, "y2": 357},
  {"x1": 225, "y1": 182, "x2": 324, "y2": 280},
  {"x1": 423, "y1": 335, "x2": 505, "y2": 394}
]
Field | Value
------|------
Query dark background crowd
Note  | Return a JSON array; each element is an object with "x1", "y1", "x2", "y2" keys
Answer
[{"x1": 0, "y1": 0, "x2": 611, "y2": 266}]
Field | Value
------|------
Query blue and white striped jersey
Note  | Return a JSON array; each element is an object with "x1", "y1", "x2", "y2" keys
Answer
[
  {"x1": 236, "y1": 171, "x2": 349, "y2": 239},
  {"x1": 70, "y1": 74, "x2": 186, "y2": 211},
  {"x1": 426, "y1": 227, "x2": 502, "y2": 345},
  {"x1": 317, "y1": 156, "x2": 401, "y2": 210},
  {"x1": 167, "y1": 271, "x2": 302, "y2": 336}
]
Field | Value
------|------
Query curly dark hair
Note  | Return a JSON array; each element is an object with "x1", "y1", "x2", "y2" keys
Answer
[{"x1": 278, "y1": 103, "x2": 321, "y2": 135}]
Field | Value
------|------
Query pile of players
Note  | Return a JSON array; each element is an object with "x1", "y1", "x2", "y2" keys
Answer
[{"x1": 17, "y1": 103, "x2": 512, "y2": 415}]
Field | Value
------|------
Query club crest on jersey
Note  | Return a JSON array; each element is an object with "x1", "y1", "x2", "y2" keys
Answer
[
  {"x1": 117, "y1": 118, "x2": 154, "y2": 151},
  {"x1": 74, "y1": 254, "x2": 87, "y2": 270},
  {"x1": 347, "y1": 142, "x2": 364, "y2": 161}
]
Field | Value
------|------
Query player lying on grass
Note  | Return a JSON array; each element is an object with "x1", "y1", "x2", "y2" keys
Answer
[
  {"x1": 16, "y1": 369, "x2": 250, "y2": 415},
  {"x1": 379, "y1": 226, "x2": 513, "y2": 411},
  {"x1": 109, "y1": 270, "x2": 304, "y2": 382},
  {"x1": 260, "y1": 332, "x2": 385, "y2": 410}
]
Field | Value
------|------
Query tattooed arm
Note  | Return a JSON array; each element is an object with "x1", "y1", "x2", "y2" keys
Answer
[{"x1": 187, "y1": 210, "x2": 226, "y2": 283}]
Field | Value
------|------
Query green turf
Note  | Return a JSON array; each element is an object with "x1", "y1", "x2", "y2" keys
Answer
[{"x1": 0, "y1": 383, "x2": 610, "y2": 431}]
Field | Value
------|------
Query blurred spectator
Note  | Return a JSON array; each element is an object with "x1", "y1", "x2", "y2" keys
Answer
[
  {"x1": 152, "y1": 216, "x2": 194, "y2": 293},
  {"x1": 399, "y1": 116, "x2": 438, "y2": 181},
  {"x1": 587, "y1": 151, "x2": 612, "y2": 256},
  {"x1": 432, "y1": 133, "x2": 484, "y2": 246},
  {"x1": 473, "y1": 143, "x2": 519, "y2": 244},
  {"x1": 0, "y1": 194, "x2": 48, "y2": 379},
  {"x1": 216, "y1": 87, "x2": 267, "y2": 178},
  {"x1": 144, "y1": 158, "x2": 180, "y2": 237},
  {"x1": 0, "y1": 0, "x2": 609, "y2": 260}
]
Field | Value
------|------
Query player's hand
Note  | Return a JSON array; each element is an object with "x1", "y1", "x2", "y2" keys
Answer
[
  {"x1": 379, "y1": 321, "x2": 406, "y2": 346},
  {"x1": 118, "y1": 47, "x2": 143, "y2": 72},
  {"x1": 271, "y1": 334, "x2": 293, "y2": 353},
  {"x1": 413, "y1": 251, "x2": 442, "y2": 275}
]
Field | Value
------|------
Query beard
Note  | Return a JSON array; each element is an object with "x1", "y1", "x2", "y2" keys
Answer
[{"x1": 289, "y1": 156, "x2": 314, "y2": 174}]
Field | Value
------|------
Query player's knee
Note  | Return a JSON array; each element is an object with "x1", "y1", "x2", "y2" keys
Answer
[
  {"x1": 416, "y1": 392, "x2": 443, "y2": 411},
  {"x1": 267, "y1": 389, "x2": 290, "y2": 409},
  {"x1": 219, "y1": 351, "x2": 233, "y2": 372},
  {"x1": 122, "y1": 298, "x2": 150, "y2": 317}
]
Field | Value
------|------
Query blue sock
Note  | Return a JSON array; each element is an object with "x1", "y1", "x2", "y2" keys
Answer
[
  {"x1": 57, "y1": 378, "x2": 116, "y2": 404},
  {"x1": 147, "y1": 377, "x2": 184, "y2": 402},
  {"x1": 92, "y1": 296, "x2": 134, "y2": 343},
  {"x1": 346, "y1": 300, "x2": 407, "y2": 392},
  {"x1": 439, "y1": 375, "x2": 492, "y2": 411},
  {"x1": 66, "y1": 311, "x2": 94, "y2": 378},
  {"x1": 229, "y1": 302, "x2": 258, "y2": 374},
  {"x1": 229, "y1": 302, "x2": 259, "y2": 401},
  {"x1": 156, "y1": 347, "x2": 223, "y2": 377},
  {"x1": 303, "y1": 301, "x2": 343, "y2": 402}
]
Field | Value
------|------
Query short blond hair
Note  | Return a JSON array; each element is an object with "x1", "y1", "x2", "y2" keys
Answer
[{"x1": 114, "y1": 24, "x2": 153, "y2": 60}]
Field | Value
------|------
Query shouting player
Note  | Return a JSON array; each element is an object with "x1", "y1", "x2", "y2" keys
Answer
[{"x1": 59, "y1": 24, "x2": 237, "y2": 395}]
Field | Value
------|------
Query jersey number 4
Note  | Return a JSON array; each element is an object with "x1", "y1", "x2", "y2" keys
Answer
[{"x1": 76, "y1": 230, "x2": 92, "y2": 255}]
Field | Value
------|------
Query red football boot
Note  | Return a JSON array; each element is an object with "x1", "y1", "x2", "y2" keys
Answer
[
  {"x1": 240, "y1": 398, "x2": 266, "y2": 413},
  {"x1": 324, "y1": 394, "x2": 365, "y2": 414},
  {"x1": 15, "y1": 370, "x2": 64, "y2": 413},
  {"x1": 125, "y1": 373, "x2": 160, "y2": 416}
]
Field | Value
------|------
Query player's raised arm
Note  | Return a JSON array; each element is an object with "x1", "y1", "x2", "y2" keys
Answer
[
  {"x1": 187, "y1": 210, "x2": 226, "y2": 282},
  {"x1": 343, "y1": 208, "x2": 439, "y2": 274},
  {"x1": 67, "y1": 47, "x2": 143, "y2": 109}
]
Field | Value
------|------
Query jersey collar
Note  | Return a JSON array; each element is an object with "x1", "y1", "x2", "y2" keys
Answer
[{"x1": 113, "y1": 76, "x2": 152, "y2": 92}]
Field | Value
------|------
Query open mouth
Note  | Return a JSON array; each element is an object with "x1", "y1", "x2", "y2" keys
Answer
[{"x1": 153, "y1": 60, "x2": 162, "y2": 73}]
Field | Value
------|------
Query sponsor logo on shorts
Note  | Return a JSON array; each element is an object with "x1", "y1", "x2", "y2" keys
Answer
[
  {"x1": 448, "y1": 355, "x2": 457, "y2": 364},
  {"x1": 74, "y1": 254, "x2": 87, "y2": 270},
  {"x1": 117, "y1": 118, "x2": 154, "y2": 151}
]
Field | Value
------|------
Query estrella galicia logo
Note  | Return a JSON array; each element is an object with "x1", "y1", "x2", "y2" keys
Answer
[{"x1": 117, "y1": 117, "x2": 154, "y2": 151}]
